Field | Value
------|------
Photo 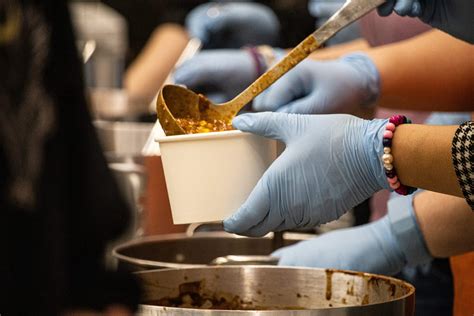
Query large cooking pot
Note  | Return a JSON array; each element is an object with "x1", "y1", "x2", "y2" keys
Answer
[
  {"x1": 136, "y1": 266, "x2": 415, "y2": 315},
  {"x1": 113, "y1": 232, "x2": 312, "y2": 271}
]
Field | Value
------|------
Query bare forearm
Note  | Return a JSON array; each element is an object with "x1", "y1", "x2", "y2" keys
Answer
[
  {"x1": 124, "y1": 24, "x2": 189, "y2": 102},
  {"x1": 392, "y1": 124, "x2": 462, "y2": 197},
  {"x1": 309, "y1": 38, "x2": 369, "y2": 60},
  {"x1": 367, "y1": 30, "x2": 474, "y2": 111},
  {"x1": 414, "y1": 191, "x2": 474, "y2": 257}
]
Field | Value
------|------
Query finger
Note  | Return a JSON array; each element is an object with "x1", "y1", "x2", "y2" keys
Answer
[
  {"x1": 394, "y1": 0, "x2": 414, "y2": 15},
  {"x1": 408, "y1": 0, "x2": 421, "y2": 17},
  {"x1": 238, "y1": 211, "x2": 285, "y2": 237},
  {"x1": 270, "y1": 248, "x2": 284, "y2": 258},
  {"x1": 252, "y1": 70, "x2": 302, "y2": 112},
  {"x1": 252, "y1": 89, "x2": 274, "y2": 111},
  {"x1": 377, "y1": 0, "x2": 395, "y2": 16},
  {"x1": 185, "y1": 4, "x2": 213, "y2": 43},
  {"x1": 309, "y1": 2, "x2": 345, "y2": 17},
  {"x1": 275, "y1": 94, "x2": 322, "y2": 114},
  {"x1": 223, "y1": 179, "x2": 271, "y2": 235},
  {"x1": 205, "y1": 92, "x2": 227, "y2": 104},
  {"x1": 270, "y1": 243, "x2": 296, "y2": 258},
  {"x1": 173, "y1": 57, "x2": 216, "y2": 89},
  {"x1": 173, "y1": 60, "x2": 206, "y2": 88},
  {"x1": 275, "y1": 251, "x2": 298, "y2": 266},
  {"x1": 232, "y1": 112, "x2": 295, "y2": 142}
]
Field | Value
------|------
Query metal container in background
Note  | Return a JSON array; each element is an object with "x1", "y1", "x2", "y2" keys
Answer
[
  {"x1": 90, "y1": 90, "x2": 153, "y2": 238},
  {"x1": 90, "y1": 89, "x2": 187, "y2": 237},
  {"x1": 137, "y1": 266, "x2": 415, "y2": 315},
  {"x1": 70, "y1": 2, "x2": 128, "y2": 88},
  {"x1": 88, "y1": 89, "x2": 155, "y2": 266},
  {"x1": 89, "y1": 88, "x2": 152, "y2": 121},
  {"x1": 113, "y1": 231, "x2": 312, "y2": 272},
  {"x1": 102, "y1": 154, "x2": 146, "y2": 268},
  {"x1": 94, "y1": 120, "x2": 154, "y2": 157},
  {"x1": 107, "y1": 155, "x2": 147, "y2": 238}
]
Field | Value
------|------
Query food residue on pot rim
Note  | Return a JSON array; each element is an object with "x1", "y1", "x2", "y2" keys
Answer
[
  {"x1": 325, "y1": 270, "x2": 333, "y2": 301},
  {"x1": 144, "y1": 280, "x2": 306, "y2": 311}
]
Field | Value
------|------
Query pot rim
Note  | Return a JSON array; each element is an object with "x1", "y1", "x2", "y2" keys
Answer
[
  {"x1": 136, "y1": 266, "x2": 416, "y2": 311},
  {"x1": 112, "y1": 231, "x2": 313, "y2": 269}
]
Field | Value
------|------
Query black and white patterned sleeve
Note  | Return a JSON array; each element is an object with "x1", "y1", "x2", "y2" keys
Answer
[{"x1": 451, "y1": 121, "x2": 474, "y2": 210}]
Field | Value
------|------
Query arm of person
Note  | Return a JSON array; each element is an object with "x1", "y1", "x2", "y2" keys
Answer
[
  {"x1": 271, "y1": 190, "x2": 474, "y2": 274},
  {"x1": 252, "y1": 30, "x2": 473, "y2": 117},
  {"x1": 414, "y1": 191, "x2": 474, "y2": 257},
  {"x1": 392, "y1": 124, "x2": 463, "y2": 198},
  {"x1": 309, "y1": 38, "x2": 370, "y2": 60},
  {"x1": 367, "y1": 29, "x2": 474, "y2": 111},
  {"x1": 124, "y1": 24, "x2": 189, "y2": 103}
]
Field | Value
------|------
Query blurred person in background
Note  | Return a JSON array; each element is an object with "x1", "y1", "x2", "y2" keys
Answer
[
  {"x1": 0, "y1": 1, "x2": 140, "y2": 314},
  {"x1": 105, "y1": 0, "x2": 314, "y2": 105},
  {"x1": 122, "y1": 1, "x2": 282, "y2": 104},
  {"x1": 104, "y1": 0, "x2": 314, "y2": 63}
]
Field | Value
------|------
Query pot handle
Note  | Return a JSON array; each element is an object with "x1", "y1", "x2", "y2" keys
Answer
[
  {"x1": 186, "y1": 222, "x2": 224, "y2": 236},
  {"x1": 209, "y1": 255, "x2": 279, "y2": 266}
]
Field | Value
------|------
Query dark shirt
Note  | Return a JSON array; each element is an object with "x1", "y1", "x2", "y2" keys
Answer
[
  {"x1": 0, "y1": 1, "x2": 139, "y2": 314},
  {"x1": 104, "y1": 0, "x2": 316, "y2": 64}
]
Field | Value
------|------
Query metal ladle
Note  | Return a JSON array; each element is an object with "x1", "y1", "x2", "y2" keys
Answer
[{"x1": 157, "y1": 0, "x2": 385, "y2": 136}]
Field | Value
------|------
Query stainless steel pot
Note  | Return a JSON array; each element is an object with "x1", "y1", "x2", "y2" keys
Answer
[
  {"x1": 136, "y1": 266, "x2": 415, "y2": 315},
  {"x1": 108, "y1": 155, "x2": 146, "y2": 238},
  {"x1": 113, "y1": 232, "x2": 312, "y2": 271}
]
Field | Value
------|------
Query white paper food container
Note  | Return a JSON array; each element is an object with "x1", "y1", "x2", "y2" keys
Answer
[{"x1": 155, "y1": 130, "x2": 277, "y2": 224}]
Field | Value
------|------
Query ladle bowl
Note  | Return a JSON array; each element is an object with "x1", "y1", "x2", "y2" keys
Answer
[{"x1": 156, "y1": 85, "x2": 203, "y2": 135}]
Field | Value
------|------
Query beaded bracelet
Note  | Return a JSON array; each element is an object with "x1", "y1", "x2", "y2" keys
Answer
[
  {"x1": 382, "y1": 115, "x2": 417, "y2": 196},
  {"x1": 245, "y1": 46, "x2": 267, "y2": 77},
  {"x1": 246, "y1": 45, "x2": 280, "y2": 78}
]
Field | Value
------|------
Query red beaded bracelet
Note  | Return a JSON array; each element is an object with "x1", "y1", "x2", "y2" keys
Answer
[{"x1": 382, "y1": 115, "x2": 417, "y2": 195}]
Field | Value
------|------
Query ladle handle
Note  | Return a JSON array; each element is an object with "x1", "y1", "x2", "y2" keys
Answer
[
  {"x1": 226, "y1": 0, "x2": 385, "y2": 114},
  {"x1": 225, "y1": 35, "x2": 320, "y2": 113}
]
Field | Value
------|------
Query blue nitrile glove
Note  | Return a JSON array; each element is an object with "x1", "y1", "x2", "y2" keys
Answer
[
  {"x1": 174, "y1": 50, "x2": 258, "y2": 103},
  {"x1": 308, "y1": 0, "x2": 345, "y2": 17},
  {"x1": 252, "y1": 53, "x2": 379, "y2": 115},
  {"x1": 272, "y1": 194, "x2": 432, "y2": 275},
  {"x1": 424, "y1": 112, "x2": 472, "y2": 126},
  {"x1": 378, "y1": 0, "x2": 474, "y2": 43},
  {"x1": 223, "y1": 112, "x2": 390, "y2": 237},
  {"x1": 186, "y1": 2, "x2": 280, "y2": 49}
]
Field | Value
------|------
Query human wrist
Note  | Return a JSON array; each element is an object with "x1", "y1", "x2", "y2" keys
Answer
[
  {"x1": 246, "y1": 46, "x2": 285, "y2": 78},
  {"x1": 387, "y1": 195, "x2": 433, "y2": 267},
  {"x1": 340, "y1": 52, "x2": 380, "y2": 108},
  {"x1": 381, "y1": 116, "x2": 418, "y2": 196},
  {"x1": 338, "y1": 117, "x2": 389, "y2": 205},
  {"x1": 245, "y1": 47, "x2": 268, "y2": 79}
]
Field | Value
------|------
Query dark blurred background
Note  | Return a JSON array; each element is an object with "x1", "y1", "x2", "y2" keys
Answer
[{"x1": 99, "y1": 0, "x2": 315, "y2": 66}]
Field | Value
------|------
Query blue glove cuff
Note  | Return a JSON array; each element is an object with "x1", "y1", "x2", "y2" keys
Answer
[
  {"x1": 340, "y1": 52, "x2": 380, "y2": 108},
  {"x1": 364, "y1": 118, "x2": 391, "y2": 191},
  {"x1": 387, "y1": 195, "x2": 432, "y2": 267}
]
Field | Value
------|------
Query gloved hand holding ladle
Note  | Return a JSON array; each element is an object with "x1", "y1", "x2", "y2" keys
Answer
[{"x1": 156, "y1": 0, "x2": 386, "y2": 136}]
